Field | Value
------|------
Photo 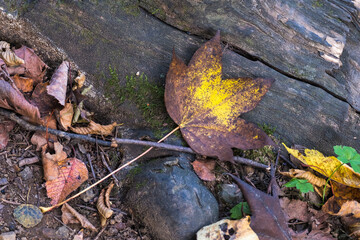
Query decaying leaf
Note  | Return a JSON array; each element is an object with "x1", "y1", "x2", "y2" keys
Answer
[
  {"x1": 30, "y1": 82, "x2": 58, "y2": 117},
  {"x1": 72, "y1": 71, "x2": 86, "y2": 91},
  {"x1": 31, "y1": 131, "x2": 48, "y2": 151},
  {"x1": 45, "y1": 157, "x2": 88, "y2": 205},
  {"x1": 280, "y1": 169, "x2": 329, "y2": 196},
  {"x1": 0, "y1": 41, "x2": 25, "y2": 66},
  {"x1": 323, "y1": 197, "x2": 360, "y2": 218},
  {"x1": 12, "y1": 74, "x2": 34, "y2": 92},
  {"x1": 42, "y1": 142, "x2": 68, "y2": 181},
  {"x1": 197, "y1": 216, "x2": 259, "y2": 240},
  {"x1": 191, "y1": 159, "x2": 216, "y2": 181},
  {"x1": 13, "y1": 204, "x2": 43, "y2": 228},
  {"x1": 165, "y1": 31, "x2": 274, "y2": 161},
  {"x1": 59, "y1": 102, "x2": 74, "y2": 131},
  {"x1": 228, "y1": 174, "x2": 291, "y2": 239},
  {"x1": 283, "y1": 144, "x2": 360, "y2": 188},
  {"x1": 61, "y1": 203, "x2": 96, "y2": 231},
  {"x1": 280, "y1": 197, "x2": 311, "y2": 223},
  {"x1": 47, "y1": 61, "x2": 69, "y2": 106},
  {"x1": 73, "y1": 230, "x2": 84, "y2": 240},
  {"x1": 0, "y1": 118, "x2": 14, "y2": 150},
  {"x1": 70, "y1": 120, "x2": 117, "y2": 136},
  {"x1": 331, "y1": 181, "x2": 360, "y2": 203},
  {"x1": 97, "y1": 183, "x2": 114, "y2": 227},
  {"x1": 13, "y1": 45, "x2": 48, "y2": 84},
  {"x1": 0, "y1": 78, "x2": 42, "y2": 124}
]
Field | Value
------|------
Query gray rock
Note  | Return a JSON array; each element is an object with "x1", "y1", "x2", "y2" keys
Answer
[
  {"x1": 219, "y1": 184, "x2": 243, "y2": 206},
  {"x1": 0, "y1": 178, "x2": 8, "y2": 185},
  {"x1": 19, "y1": 167, "x2": 33, "y2": 181},
  {"x1": 125, "y1": 154, "x2": 219, "y2": 240},
  {"x1": 0, "y1": 231, "x2": 16, "y2": 240},
  {"x1": 55, "y1": 226, "x2": 70, "y2": 239},
  {"x1": 79, "y1": 183, "x2": 96, "y2": 203}
]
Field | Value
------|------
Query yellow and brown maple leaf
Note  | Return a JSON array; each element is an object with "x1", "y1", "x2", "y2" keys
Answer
[{"x1": 165, "y1": 31, "x2": 274, "y2": 161}]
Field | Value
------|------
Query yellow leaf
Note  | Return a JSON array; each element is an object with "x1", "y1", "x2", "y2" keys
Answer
[{"x1": 283, "y1": 144, "x2": 360, "y2": 188}]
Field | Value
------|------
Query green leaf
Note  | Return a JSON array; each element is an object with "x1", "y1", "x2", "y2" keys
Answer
[
  {"x1": 284, "y1": 178, "x2": 314, "y2": 193},
  {"x1": 284, "y1": 178, "x2": 297, "y2": 188},
  {"x1": 334, "y1": 145, "x2": 357, "y2": 164},
  {"x1": 230, "y1": 202, "x2": 251, "y2": 219}
]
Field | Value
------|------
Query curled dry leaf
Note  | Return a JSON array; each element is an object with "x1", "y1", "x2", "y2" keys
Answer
[
  {"x1": 12, "y1": 74, "x2": 34, "y2": 93},
  {"x1": 14, "y1": 45, "x2": 48, "y2": 84},
  {"x1": 197, "y1": 217, "x2": 259, "y2": 240},
  {"x1": 280, "y1": 169, "x2": 329, "y2": 196},
  {"x1": 59, "y1": 102, "x2": 74, "y2": 131},
  {"x1": 45, "y1": 157, "x2": 88, "y2": 205},
  {"x1": 30, "y1": 82, "x2": 58, "y2": 116},
  {"x1": 0, "y1": 78, "x2": 42, "y2": 124},
  {"x1": 191, "y1": 159, "x2": 216, "y2": 181},
  {"x1": 279, "y1": 197, "x2": 311, "y2": 223},
  {"x1": 165, "y1": 31, "x2": 274, "y2": 161},
  {"x1": 47, "y1": 61, "x2": 69, "y2": 106},
  {"x1": 61, "y1": 203, "x2": 96, "y2": 231},
  {"x1": 105, "y1": 182, "x2": 115, "y2": 208},
  {"x1": 70, "y1": 120, "x2": 117, "y2": 136},
  {"x1": 72, "y1": 71, "x2": 86, "y2": 90},
  {"x1": 283, "y1": 144, "x2": 360, "y2": 188},
  {"x1": 323, "y1": 197, "x2": 360, "y2": 218},
  {"x1": 42, "y1": 142, "x2": 67, "y2": 181},
  {"x1": 97, "y1": 183, "x2": 114, "y2": 227},
  {"x1": 31, "y1": 131, "x2": 48, "y2": 151},
  {"x1": 0, "y1": 41, "x2": 25, "y2": 66}
]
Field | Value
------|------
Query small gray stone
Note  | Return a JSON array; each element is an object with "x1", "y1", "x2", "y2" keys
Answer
[
  {"x1": 125, "y1": 154, "x2": 219, "y2": 240},
  {"x1": 55, "y1": 226, "x2": 70, "y2": 239},
  {"x1": 219, "y1": 184, "x2": 244, "y2": 206},
  {"x1": 0, "y1": 231, "x2": 16, "y2": 240},
  {"x1": 41, "y1": 228, "x2": 57, "y2": 239},
  {"x1": 0, "y1": 178, "x2": 8, "y2": 185},
  {"x1": 80, "y1": 183, "x2": 96, "y2": 202},
  {"x1": 19, "y1": 167, "x2": 33, "y2": 181}
]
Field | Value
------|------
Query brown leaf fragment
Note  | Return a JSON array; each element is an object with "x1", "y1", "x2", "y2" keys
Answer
[
  {"x1": 42, "y1": 142, "x2": 67, "y2": 181},
  {"x1": 0, "y1": 78, "x2": 42, "y2": 124},
  {"x1": 0, "y1": 41, "x2": 25, "y2": 66},
  {"x1": 228, "y1": 173, "x2": 291, "y2": 240},
  {"x1": 47, "y1": 61, "x2": 69, "y2": 106},
  {"x1": 70, "y1": 120, "x2": 117, "y2": 136},
  {"x1": 105, "y1": 182, "x2": 115, "y2": 208},
  {"x1": 31, "y1": 131, "x2": 47, "y2": 151},
  {"x1": 191, "y1": 159, "x2": 216, "y2": 181},
  {"x1": 59, "y1": 102, "x2": 74, "y2": 131},
  {"x1": 30, "y1": 82, "x2": 58, "y2": 117},
  {"x1": 280, "y1": 197, "x2": 311, "y2": 222},
  {"x1": 45, "y1": 157, "x2": 88, "y2": 205},
  {"x1": 12, "y1": 74, "x2": 34, "y2": 93},
  {"x1": 165, "y1": 31, "x2": 274, "y2": 162},
  {"x1": 61, "y1": 203, "x2": 96, "y2": 231},
  {"x1": 323, "y1": 197, "x2": 360, "y2": 218},
  {"x1": 18, "y1": 156, "x2": 39, "y2": 168},
  {"x1": 97, "y1": 184, "x2": 114, "y2": 227},
  {"x1": 14, "y1": 45, "x2": 48, "y2": 84},
  {"x1": 0, "y1": 118, "x2": 14, "y2": 150},
  {"x1": 72, "y1": 71, "x2": 86, "y2": 91},
  {"x1": 73, "y1": 230, "x2": 84, "y2": 240}
]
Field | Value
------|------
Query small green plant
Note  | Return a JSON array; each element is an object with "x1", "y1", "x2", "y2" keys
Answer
[
  {"x1": 334, "y1": 145, "x2": 360, "y2": 173},
  {"x1": 284, "y1": 178, "x2": 314, "y2": 193},
  {"x1": 230, "y1": 202, "x2": 251, "y2": 219},
  {"x1": 259, "y1": 123, "x2": 276, "y2": 136}
]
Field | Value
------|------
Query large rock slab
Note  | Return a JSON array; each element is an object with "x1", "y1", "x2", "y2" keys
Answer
[
  {"x1": 139, "y1": 0, "x2": 360, "y2": 111},
  {"x1": 0, "y1": 0, "x2": 359, "y2": 155}
]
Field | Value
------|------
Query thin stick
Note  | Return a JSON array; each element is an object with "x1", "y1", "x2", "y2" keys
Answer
[
  {"x1": 0, "y1": 108, "x2": 268, "y2": 170},
  {"x1": 40, "y1": 126, "x2": 180, "y2": 213},
  {"x1": 100, "y1": 151, "x2": 120, "y2": 186},
  {"x1": 1, "y1": 198, "x2": 21, "y2": 205}
]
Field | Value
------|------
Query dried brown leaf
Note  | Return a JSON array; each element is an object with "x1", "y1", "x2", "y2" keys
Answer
[
  {"x1": 191, "y1": 159, "x2": 216, "y2": 181},
  {"x1": 61, "y1": 203, "x2": 96, "y2": 231},
  {"x1": 1, "y1": 48, "x2": 25, "y2": 66},
  {"x1": 42, "y1": 142, "x2": 67, "y2": 181},
  {"x1": 72, "y1": 71, "x2": 85, "y2": 90},
  {"x1": 59, "y1": 102, "x2": 74, "y2": 131},
  {"x1": 30, "y1": 82, "x2": 58, "y2": 117},
  {"x1": 31, "y1": 132, "x2": 47, "y2": 151},
  {"x1": 12, "y1": 74, "x2": 34, "y2": 93},
  {"x1": 105, "y1": 182, "x2": 115, "y2": 208},
  {"x1": 14, "y1": 45, "x2": 47, "y2": 84},
  {"x1": 323, "y1": 198, "x2": 360, "y2": 218},
  {"x1": 47, "y1": 61, "x2": 69, "y2": 106},
  {"x1": 70, "y1": 120, "x2": 117, "y2": 136},
  {"x1": 0, "y1": 78, "x2": 42, "y2": 124},
  {"x1": 280, "y1": 197, "x2": 311, "y2": 222},
  {"x1": 0, "y1": 118, "x2": 14, "y2": 150}
]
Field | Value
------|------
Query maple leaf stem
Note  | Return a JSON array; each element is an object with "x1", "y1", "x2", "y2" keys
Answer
[{"x1": 40, "y1": 126, "x2": 180, "y2": 213}]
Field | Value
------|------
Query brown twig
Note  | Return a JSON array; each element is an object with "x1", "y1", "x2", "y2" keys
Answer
[
  {"x1": 86, "y1": 153, "x2": 96, "y2": 181},
  {"x1": 0, "y1": 108, "x2": 268, "y2": 170},
  {"x1": 100, "y1": 150, "x2": 120, "y2": 186},
  {"x1": 94, "y1": 224, "x2": 107, "y2": 240},
  {"x1": 1, "y1": 198, "x2": 21, "y2": 205}
]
